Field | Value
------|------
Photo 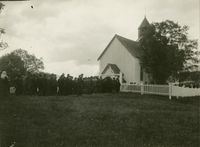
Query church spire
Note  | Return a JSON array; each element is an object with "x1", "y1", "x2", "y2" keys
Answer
[
  {"x1": 138, "y1": 16, "x2": 151, "y2": 39},
  {"x1": 138, "y1": 16, "x2": 150, "y2": 29}
]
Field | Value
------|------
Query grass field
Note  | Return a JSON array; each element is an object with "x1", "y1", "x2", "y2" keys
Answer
[{"x1": 0, "y1": 93, "x2": 199, "y2": 147}]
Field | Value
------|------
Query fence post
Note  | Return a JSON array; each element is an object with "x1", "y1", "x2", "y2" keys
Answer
[
  {"x1": 141, "y1": 82, "x2": 144, "y2": 95},
  {"x1": 169, "y1": 83, "x2": 172, "y2": 100}
]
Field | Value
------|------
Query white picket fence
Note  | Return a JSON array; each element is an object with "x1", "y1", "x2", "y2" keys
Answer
[
  {"x1": 120, "y1": 83, "x2": 200, "y2": 99},
  {"x1": 171, "y1": 85, "x2": 200, "y2": 97}
]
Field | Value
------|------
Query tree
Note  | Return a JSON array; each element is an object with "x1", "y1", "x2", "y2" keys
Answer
[
  {"x1": 0, "y1": 53, "x2": 26, "y2": 82},
  {"x1": 12, "y1": 49, "x2": 44, "y2": 73},
  {"x1": 153, "y1": 20, "x2": 199, "y2": 71},
  {"x1": 0, "y1": 49, "x2": 44, "y2": 85},
  {"x1": 140, "y1": 20, "x2": 199, "y2": 84},
  {"x1": 0, "y1": 2, "x2": 8, "y2": 51},
  {"x1": 0, "y1": 2, "x2": 4, "y2": 12}
]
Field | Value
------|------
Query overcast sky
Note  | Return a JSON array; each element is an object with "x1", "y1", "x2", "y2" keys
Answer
[{"x1": 0, "y1": 0, "x2": 199, "y2": 76}]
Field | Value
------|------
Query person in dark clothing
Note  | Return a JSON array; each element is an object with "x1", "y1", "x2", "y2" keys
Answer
[
  {"x1": 68, "y1": 75, "x2": 74, "y2": 95},
  {"x1": 116, "y1": 77, "x2": 121, "y2": 92},
  {"x1": 95, "y1": 77, "x2": 103, "y2": 93},
  {"x1": 49, "y1": 74, "x2": 57, "y2": 95},
  {"x1": 0, "y1": 71, "x2": 9, "y2": 98},
  {"x1": 58, "y1": 73, "x2": 65, "y2": 96},
  {"x1": 102, "y1": 77, "x2": 113, "y2": 93},
  {"x1": 112, "y1": 77, "x2": 117, "y2": 92},
  {"x1": 64, "y1": 74, "x2": 73, "y2": 95},
  {"x1": 14, "y1": 76, "x2": 23, "y2": 95},
  {"x1": 73, "y1": 77, "x2": 78, "y2": 95},
  {"x1": 77, "y1": 74, "x2": 84, "y2": 96}
]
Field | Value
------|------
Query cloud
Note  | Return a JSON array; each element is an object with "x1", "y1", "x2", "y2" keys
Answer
[
  {"x1": 44, "y1": 60, "x2": 99, "y2": 77},
  {"x1": 0, "y1": 0, "x2": 199, "y2": 76}
]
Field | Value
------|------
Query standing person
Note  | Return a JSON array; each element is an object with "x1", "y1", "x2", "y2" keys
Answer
[
  {"x1": 72, "y1": 77, "x2": 78, "y2": 95},
  {"x1": 77, "y1": 74, "x2": 84, "y2": 96},
  {"x1": 58, "y1": 73, "x2": 65, "y2": 96},
  {"x1": 0, "y1": 71, "x2": 9, "y2": 97},
  {"x1": 112, "y1": 77, "x2": 117, "y2": 92},
  {"x1": 14, "y1": 76, "x2": 23, "y2": 96},
  {"x1": 65, "y1": 74, "x2": 73, "y2": 95},
  {"x1": 116, "y1": 77, "x2": 121, "y2": 92},
  {"x1": 102, "y1": 77, "x2": 112, "y2": 93},
  {"x1": 95, "y1": 77, "x2": 102, "y2": 93},
  {"x1": 68, "y1": 75, "x2": 74, "y2": 95}
]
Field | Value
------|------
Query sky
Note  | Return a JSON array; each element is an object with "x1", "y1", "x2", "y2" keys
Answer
[{"x1": 0, "y1": 0, "x2": 199, "y2": 76}]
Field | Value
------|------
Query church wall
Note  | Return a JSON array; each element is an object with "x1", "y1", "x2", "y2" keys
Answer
[{"x1": 99, "y1": 37, "x2": 141, "y2": 83}]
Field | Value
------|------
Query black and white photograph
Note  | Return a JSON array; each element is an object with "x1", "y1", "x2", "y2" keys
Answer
[{"x1": 0, "y1": 0, "x2": 199, "y2": 146}]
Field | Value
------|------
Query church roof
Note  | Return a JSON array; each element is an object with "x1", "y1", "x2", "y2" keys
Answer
[
  {"x1": 102, "y1": 64, "x2": 120, "y2": 74},
  {"x1": 138, "y1": 16, "x2": 150, "y2": 29},
  {"x1": 116, "y1": 35, "x2": 141, "y2": 58},
  {"x1": 97, "y1": 34, "x2": 141, "y2": 60}
]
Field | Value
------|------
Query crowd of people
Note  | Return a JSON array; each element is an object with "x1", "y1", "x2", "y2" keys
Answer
[{"x1": 0, "y1": 71, "x2": 121, "y2": 97}]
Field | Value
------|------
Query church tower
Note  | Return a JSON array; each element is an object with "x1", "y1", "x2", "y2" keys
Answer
[{"x1": 138, "y1": 16, "x2": 151, "y2": 40}]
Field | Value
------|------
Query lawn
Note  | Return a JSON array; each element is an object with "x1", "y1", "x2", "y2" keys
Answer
[{"x1": 0, "y1": 93, "x2": 199, "y2": 147}]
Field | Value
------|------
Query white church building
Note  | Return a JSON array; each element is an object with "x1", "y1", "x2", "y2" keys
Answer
[{"x1": 98, "y1": 17, "x2": 151, "y2": 84}]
